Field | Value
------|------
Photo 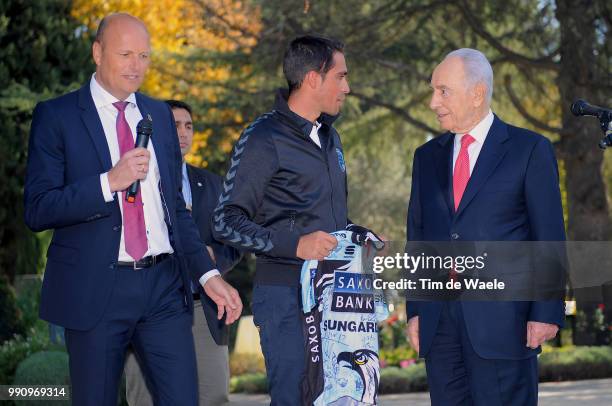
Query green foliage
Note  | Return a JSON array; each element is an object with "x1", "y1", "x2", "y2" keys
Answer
[
  {"x1": 229, "y1": 372, "x2": 268, "y2": 394},
  {"x1": 12, "y1": 351, "x2": 70, "y2": 406},
  {"x1": 539, "y1": 345, "x2": 612, "y2": 382},
  {"x1": 379, "y1": 365, "x2": 428, "y2": 394},
  {"x1": 0, "y1": 326, "x2": 54, "y2": 385},
  {"x1": 379, "y1": 346, "x2": 418, "y2": 368},
  {"x1": 0, "y1": 274, "x2": 25, "y2": 343},
  {"x1": 13, "y1": 351, "x2": 70, "y2": 385},
  {"x1": 378, "y1": 316, "x2": 409, "y2": 351},
  {"x1": 0, "y1": 0, "x2": 92, "y2": 283},
  {"x1": 13, "y1": 275, "x2": 43, "y2": 333}
]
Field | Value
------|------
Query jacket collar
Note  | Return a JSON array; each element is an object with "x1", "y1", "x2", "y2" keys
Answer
[{"x1": 273, "y1": 88, "x2": 338, "y2": 139}]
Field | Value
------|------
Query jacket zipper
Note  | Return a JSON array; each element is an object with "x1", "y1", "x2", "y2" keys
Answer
[
  {"x1": 302, "y1": 127, "x2": 339, "y2": 230},
  {"x1": 321, "y1": 141, "x2": 338, "y2": 230}
]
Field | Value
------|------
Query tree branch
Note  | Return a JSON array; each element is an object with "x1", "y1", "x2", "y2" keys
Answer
[
  {"x1": 503, "y1": 74, "x2": 562, "y2": 134},
  {"x1": 456, "y1": 0, "x2": 559, "y2": 71},
  {"x1": 350, "y1": 90, "x2": 439, "y2": 134},
  {"x1": 193, "y1": 0, "x2": 259, "y2": 42}
]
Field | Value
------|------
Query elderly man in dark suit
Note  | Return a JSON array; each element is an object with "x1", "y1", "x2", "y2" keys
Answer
[
  {"x1": 125, "y1": 100, "x2": 242, "y2": 406},
  {"x1": 24, "y1": 13, "x2": 241, "y2": 406},
  {"x1": 405, "y1": 48, "x2": 565, "y2": 405}
]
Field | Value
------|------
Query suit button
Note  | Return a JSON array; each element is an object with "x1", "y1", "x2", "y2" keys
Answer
[
  {"x1": 113, "y1": 225, "x2": 121, "y2": 232},
  {"x1": 451, "y1": 233, "x2": 460, "y2": 240}
]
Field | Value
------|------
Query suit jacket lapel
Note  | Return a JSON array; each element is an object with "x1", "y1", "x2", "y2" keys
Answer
[
  {"x1": 455, "y1": 115, "x2": 509, "y2": 216},
  {"x1": 434, "y1": 132, "x2": 455, "y2": 216},
  {"x1": 78, "y1": 85, "x2": 113, "y2": 171}
]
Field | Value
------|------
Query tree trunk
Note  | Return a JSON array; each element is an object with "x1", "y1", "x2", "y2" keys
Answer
[{"x1": 556, "y1": 0, "x2": 612, "y2": 345}]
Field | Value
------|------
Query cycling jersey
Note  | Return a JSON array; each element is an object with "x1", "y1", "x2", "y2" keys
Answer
[{"x1": 301, "y1": 231, "x2": 388, "y2": 406}]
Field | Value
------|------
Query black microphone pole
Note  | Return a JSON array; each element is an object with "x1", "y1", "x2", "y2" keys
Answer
[{"x1": 126, "y1": 115, "x2": 153, "y2": 203}]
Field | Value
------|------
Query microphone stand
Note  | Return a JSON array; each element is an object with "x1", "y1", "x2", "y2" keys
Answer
[{"x1": 597, "y1": 116, "x2": 612, "y2": 150}]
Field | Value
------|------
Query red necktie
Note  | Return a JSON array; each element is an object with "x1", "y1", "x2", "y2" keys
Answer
[
  {"x1": 450, "y1": 134, "x2": 475, "y2": 284},
  {"x1": 453, "y1": 134, "x2": 475, "y2": 211},
  {"x1": 113, "y1": 101, "x2": 148, "y2": 261}
]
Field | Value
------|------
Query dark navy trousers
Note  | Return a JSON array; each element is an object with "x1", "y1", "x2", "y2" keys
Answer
[
  {"x1": 64, "y1": 256, "x2": 198, "y2": 406},
  {"x1": 425, "y1": 302, "x2": 538, "y2": 406},
  {"x1": 252, "y1": 284, "x2": 305, "y2": 405}
]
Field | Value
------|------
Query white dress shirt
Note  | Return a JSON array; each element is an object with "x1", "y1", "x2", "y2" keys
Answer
[
  {"x1": 92, "y1": 74, "x2": 173, "y2": 262},
  {"x1": 310, "y1": 121, "x2": 322, "y2": 148},
  {"x1": 452, "y1": 109, "x2": 494, "y2": 175}
]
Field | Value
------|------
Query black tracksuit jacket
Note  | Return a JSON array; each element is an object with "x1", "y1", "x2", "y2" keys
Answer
[{"x1": 212, "y1": 89, "x2": 350, "y2": 286}]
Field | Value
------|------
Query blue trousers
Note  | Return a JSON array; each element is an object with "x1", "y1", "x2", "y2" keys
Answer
[
  {"x1": 252, "y1": 284, "x2": 305, "y2": 405},
  {"x1": 425, "y1": 302, "x2": 538, "y2": 406},
  {"x1": 64, "y1": 256, "x2": 197, "y2": 406}
]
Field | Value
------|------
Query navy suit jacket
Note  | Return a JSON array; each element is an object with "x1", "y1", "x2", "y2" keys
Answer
[
  {"x1": 187, "y1": 164, "x2": 242, "y2": 345},
  {"x1": 406, "y1": 115, "x2": 565, "y2": 360},
  {"x1": 24, "y1": 84, "x2": 215, "y2": 331}
]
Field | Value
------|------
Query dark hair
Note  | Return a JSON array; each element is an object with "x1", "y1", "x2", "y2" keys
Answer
[
  {"x1": 165, "y1": 99, "x2": 193, "y2": 117},
  {"x1": 283, "y1": 35, "x2": 344, "y2": 92}
]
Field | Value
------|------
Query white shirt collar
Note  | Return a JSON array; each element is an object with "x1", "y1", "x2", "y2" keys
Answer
[
  {"x1": 456, "y1": 109, "x2": 494, "y2": 145},
  {"x1": 90, "y1": 73, "x2": 137, "y2": 109}
]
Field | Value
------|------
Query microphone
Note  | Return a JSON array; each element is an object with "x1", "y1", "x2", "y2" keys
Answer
[
  {"x1": 126, "y1": 115, "x2": 153, "y2": 203},
  {"x1": 571, "y1": 99, "x2": 611, "y2": 119}
]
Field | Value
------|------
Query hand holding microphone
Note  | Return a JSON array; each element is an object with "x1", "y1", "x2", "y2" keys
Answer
[{"x1": 108, "y1": 116, "x2": 153, "y2": 196}]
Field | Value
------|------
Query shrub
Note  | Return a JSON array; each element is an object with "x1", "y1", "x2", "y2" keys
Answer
[
  {"x1": 0, "y1": 274, "x2": 25, "y2": 342},
  {"x1": 12, "y1": 351, "x2": 70, "y2": 405},
  {"x1": 379, "y1": 364, "x2": 428, "y2": 394},
  {"x1": 14, "y1": 276, "x2": 43, "y2": 332},
  {"x1": 0, "y1": 327, "x2": 55, "y2": 384},
  {"x1": 230, "y1": 372, "x2": 268, "y2": 393},
  {"x1": 539, "y1": 345, "x2": 612, "y2": 381},
  {"x1": 379, "y1": 345, "x2": 417, "y2": 368}
]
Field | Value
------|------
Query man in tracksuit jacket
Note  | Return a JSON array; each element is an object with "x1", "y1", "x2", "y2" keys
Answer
[{"x1": 213, "y1": 35, "x2": 379, "y2": 404}]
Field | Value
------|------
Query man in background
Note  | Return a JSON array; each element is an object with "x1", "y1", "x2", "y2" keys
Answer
[{"x1": 125, "y1": 100, "x2": 242, "y2": 405}]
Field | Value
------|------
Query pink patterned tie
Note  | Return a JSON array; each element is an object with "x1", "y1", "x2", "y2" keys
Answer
[
  {"x1": 453, "y1": 134, "x2": 475, "y2": 211},
  {"x1": 113, "y1": 101, "x2": 148, "y2": 261}
]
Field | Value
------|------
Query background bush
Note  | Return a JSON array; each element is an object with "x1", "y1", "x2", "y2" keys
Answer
[
  {"x1": 230, "y1": 372, "x2": 268, "y2": 394},
  {"x1": 11, "y1": 351, "x2": 70, "y2": 406},
  {"x1": 539, "y1": 346, "x2": 612, "y2": 382},
  {"x1": 379, "y1": 364, "x2": 428, "y2": 394},
  {"x1": 0, "y1": 327, "x2": 53, "y2": 385},
  {"x1": 0, "y1": 275, "x2": 25, "y2": 343}
]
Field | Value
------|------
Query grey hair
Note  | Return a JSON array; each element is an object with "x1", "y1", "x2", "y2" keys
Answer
[{"x1": 445, "y1": 48, "x2": 493, "y2": 104}]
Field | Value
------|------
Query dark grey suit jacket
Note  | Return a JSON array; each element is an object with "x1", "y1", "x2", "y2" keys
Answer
[{"x1": 187, "y1": 164, "x2": 242, "y2": 345}]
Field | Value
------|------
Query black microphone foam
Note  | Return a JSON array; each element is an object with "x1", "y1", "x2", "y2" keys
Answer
[{"x1": 126, "y1": 116, "x2": 153, "y2": 203}]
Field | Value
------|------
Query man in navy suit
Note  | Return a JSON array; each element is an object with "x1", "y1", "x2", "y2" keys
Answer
[
  {"x1": 125, "y1": 100, "x2": 242, "y2": 405},
  {"x1": 24, "y1": 13, "x2": 242, "y2": 406},
  {"x1": 405, "y1": 48, "x2": 565, "y2": 405}
]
